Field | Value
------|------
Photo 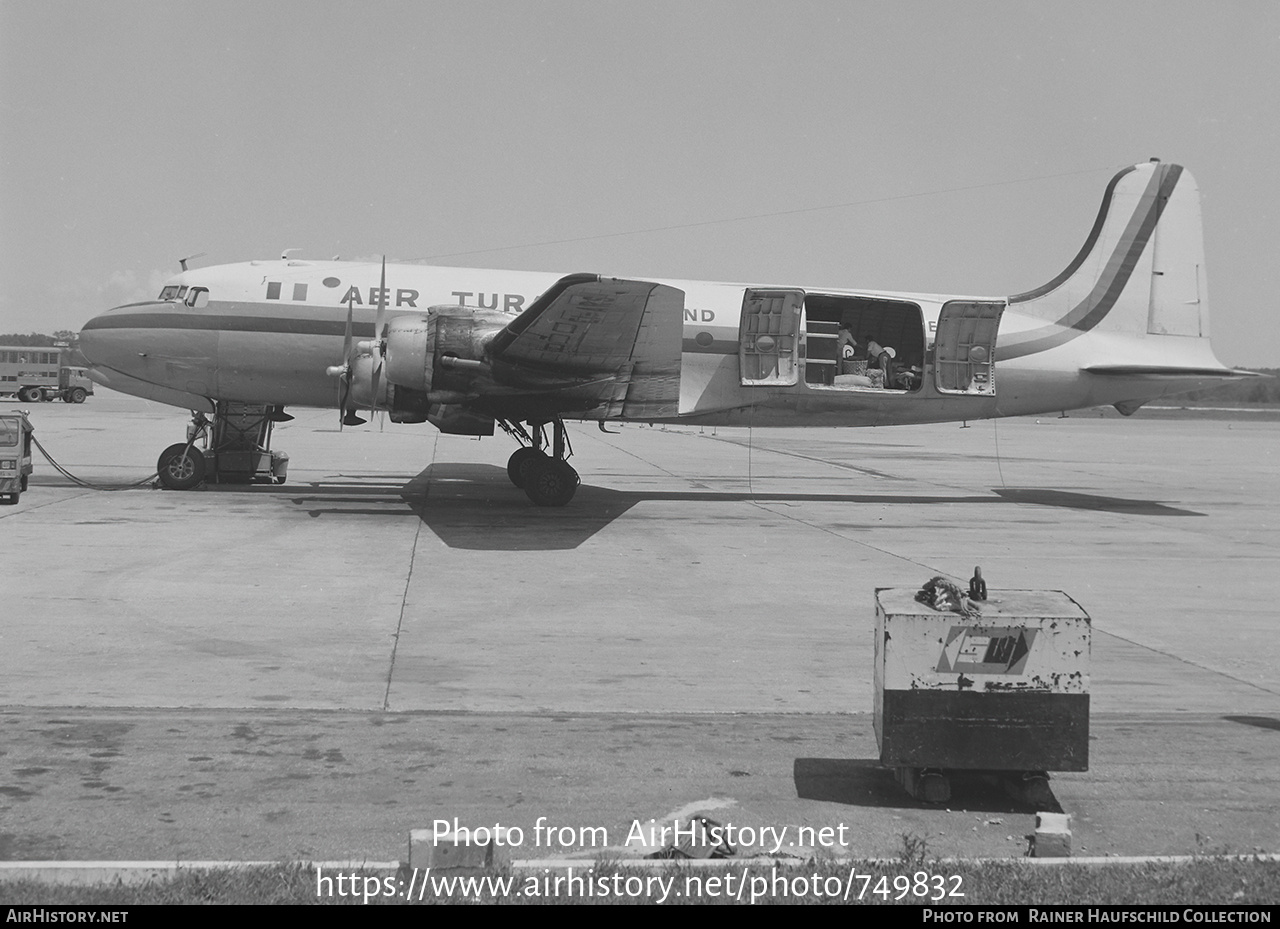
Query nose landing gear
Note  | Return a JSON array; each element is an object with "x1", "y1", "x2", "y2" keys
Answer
[{"x1": 156, "y1": 403, "x2": 290, "y2": 490}]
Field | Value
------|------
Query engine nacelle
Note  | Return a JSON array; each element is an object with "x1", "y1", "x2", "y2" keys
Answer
[{"x1": 384, "y1": 306, "x2": 507, "y2": 395}]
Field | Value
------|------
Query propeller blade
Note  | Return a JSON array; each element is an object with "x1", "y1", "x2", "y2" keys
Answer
[
  {"x1": 369, "y1": 256, "x2": 387, "y2": 415},
  {"x1": 339, "y1": 300, "x2": 355, "y2": 428},
  {"x1": 342, "y1": 297, "x2": 354, "y2": 364}
]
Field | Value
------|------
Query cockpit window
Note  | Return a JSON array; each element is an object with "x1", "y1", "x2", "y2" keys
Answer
[{"x1": 159, "y1": 284, "x2": 208, "y2": 306}]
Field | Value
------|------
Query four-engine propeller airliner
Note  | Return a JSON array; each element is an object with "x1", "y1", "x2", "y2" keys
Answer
[{"x1": 78, "y1": 160, "x2": 1247, "y2": 506}]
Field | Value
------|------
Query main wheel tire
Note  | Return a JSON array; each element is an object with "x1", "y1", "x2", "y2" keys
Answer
[
  {"x1": 523, "y1": 458, "x2": 580, "y2": 507},
  {"x1": 70, "y1": 388, "x2": 87, "y2": 403},
  {"x1": 157, "y1": 443, "x2": 206, "y2": 490},
  {"x1": 506, "y1": 447, "x2": 546, "y2": 488}
]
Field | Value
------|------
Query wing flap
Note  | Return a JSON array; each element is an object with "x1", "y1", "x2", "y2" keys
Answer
[{"x1": 488, "y1": 275, "x2": 685, "y2": 418}]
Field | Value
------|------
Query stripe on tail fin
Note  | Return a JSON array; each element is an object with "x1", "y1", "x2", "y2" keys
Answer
[{"x1": 1001, "y1": 161, "x2": 1206, "y2": 360}]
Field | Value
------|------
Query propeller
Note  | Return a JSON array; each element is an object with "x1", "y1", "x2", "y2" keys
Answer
[
  {"x1": 325, "y1": 258, "x2": 389, "y2": 428},
  {"x1": 368, "y1": 256, "x2": 388, "y2": 418},
  {"x1": 326, "y1": 292, "x2": 366, "y2": 427}
]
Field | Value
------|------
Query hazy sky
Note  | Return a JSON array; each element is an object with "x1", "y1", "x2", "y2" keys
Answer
[{"x1": 2, "y1": 0, "x2": 1277, "y2": 365}]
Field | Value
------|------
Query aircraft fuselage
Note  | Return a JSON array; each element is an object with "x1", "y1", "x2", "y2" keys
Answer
[{"x1": 80, "y1": 259, "x2": 1219, "y2": 428}]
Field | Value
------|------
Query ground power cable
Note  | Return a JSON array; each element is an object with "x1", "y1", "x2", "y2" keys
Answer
[{"x1": 30, "y1": 432, "x2": 168, "y2": 490}]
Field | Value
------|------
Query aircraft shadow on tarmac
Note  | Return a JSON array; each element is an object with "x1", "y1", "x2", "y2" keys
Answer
[
  {"x1": 1222, "y1": 715, "x2": 1280, "y2": 732},
  {"x1": 254, "y1": 464, "x2": 1204, "y2": 551},
  {"x1": 793, "y1": 758, "x2": 1064, "y2": 816},
  {"x1": 993, "y1": 488, "x2": 1203, "y2": 517}
]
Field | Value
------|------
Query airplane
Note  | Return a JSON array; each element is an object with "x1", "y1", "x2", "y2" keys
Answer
[{"x1": 78, "y1": 159, "x2": 1249, "y2": 506}]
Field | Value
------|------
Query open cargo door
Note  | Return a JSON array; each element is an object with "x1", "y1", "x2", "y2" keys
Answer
[
  {"x1": 739, "y1": 288, "x2": 804, "y2": 387},
  {"x1": 934, "y1": 300, "x2": 1004, "y2": 395}
]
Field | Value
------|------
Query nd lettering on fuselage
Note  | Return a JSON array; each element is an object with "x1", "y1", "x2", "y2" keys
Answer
[{"x1": 78, "y1": 162, "x2": 1247, "y2": 506}]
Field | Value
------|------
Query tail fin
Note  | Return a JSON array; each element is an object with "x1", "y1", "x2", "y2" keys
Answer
[{"x1": 1001, "y1": 160, "x2": 1227, "y2": 367}]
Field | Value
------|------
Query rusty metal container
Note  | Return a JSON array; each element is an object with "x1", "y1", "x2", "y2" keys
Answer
[{"x1": 874, "y1": 588, "x2": 1090, "y2": 772}]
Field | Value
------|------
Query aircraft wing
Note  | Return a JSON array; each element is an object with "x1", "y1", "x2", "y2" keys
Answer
[{"x1": 485, "y1": 274, "x2": 685, "y2": 419}]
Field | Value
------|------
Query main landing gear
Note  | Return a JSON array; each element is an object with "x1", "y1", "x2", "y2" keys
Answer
[
  {"x1": 500, "y1": 417, "x2": 580, "y2": 507},
  {"x1": 156, "y1": 402, "x2": 290, "y2": 490}
]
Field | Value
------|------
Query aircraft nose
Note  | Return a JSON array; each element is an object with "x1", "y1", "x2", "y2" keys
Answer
[
  {"x1": 77, "y1": 315, "x2": 106, "y2": 365},
  {"x1": 78, "y1": 300, "x2": 219, "y2": 400},
  {"x1": 78, "y1": 300, "x2": 172, "y2": 373},
  {"x1": 77, "y1": 304, "x2": 139, "y2": 368}
]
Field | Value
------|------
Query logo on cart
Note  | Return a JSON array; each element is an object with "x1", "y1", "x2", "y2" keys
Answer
[{"x1": 936, "y1": 626, "x2": 1036, "y2": 675}]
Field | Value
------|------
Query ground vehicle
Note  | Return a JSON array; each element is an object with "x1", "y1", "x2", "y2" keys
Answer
[
  {"x1": 0, "y1": 346, "x2": 95, "y2": 402},
  {"x1": 0, "y1": 411, "x2": 34, "y2": 504}
]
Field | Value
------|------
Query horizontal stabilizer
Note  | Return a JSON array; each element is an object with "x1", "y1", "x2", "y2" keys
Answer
[{"x1": 1084, "y1": 365, "x2": 1263, "y2": 378}]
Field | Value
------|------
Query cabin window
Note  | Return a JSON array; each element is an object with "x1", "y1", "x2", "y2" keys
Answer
[{"x1": 803, "y1": 295, "x2": 925, "y2": 392}]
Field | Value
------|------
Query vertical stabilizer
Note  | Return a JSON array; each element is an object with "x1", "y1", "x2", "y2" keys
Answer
[{"x1": 1001, "y1": 161, "x2": 1211, "y2": 361}]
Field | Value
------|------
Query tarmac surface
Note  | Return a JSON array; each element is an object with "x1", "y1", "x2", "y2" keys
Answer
[{"x1": 1, "y1": 393, "x2": 1277, "y2": 865}]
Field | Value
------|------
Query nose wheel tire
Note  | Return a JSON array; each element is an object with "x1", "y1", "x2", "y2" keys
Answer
[
  {"x1": 157, "y1": 443, "x2": 206, "y2": 490},
  {"x1": 523, "y1": 458, "x2": 580, "y2": 507},
  {"x1": 506, "y1": 447, "x2": 547, "y2": 488}
]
